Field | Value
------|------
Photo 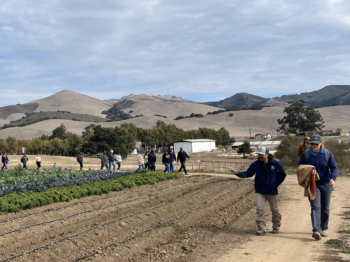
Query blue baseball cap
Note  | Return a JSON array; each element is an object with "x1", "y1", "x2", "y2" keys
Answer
[{"x1": 258, "y1": 147, "x2": 269, "y2": 155}]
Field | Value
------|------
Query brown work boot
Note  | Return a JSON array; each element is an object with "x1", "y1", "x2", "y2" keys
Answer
[
  {"x1": 321, "y1": 230, "x2": 328, "y2": 237},
  {"x1": 312, "y1": 232, "x2": 322, "y2": 240},
  {"x1": 271, "y1": 228, "x2": 279, "y2": 234},
  {"x1": 256, "y1": 230, "x2": 266, "y2": 236}
]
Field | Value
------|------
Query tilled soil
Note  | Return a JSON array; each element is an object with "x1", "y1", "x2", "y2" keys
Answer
[{"x1": 0, "y1": 175, "x2": 256, "y2": 262}]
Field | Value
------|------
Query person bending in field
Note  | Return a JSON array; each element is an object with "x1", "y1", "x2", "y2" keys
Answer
[
  {"x1": 21, "y1": 153, "x2": 29, "y2": 168},
  {"x1": 1, "y1": 153, "x2": 9, "y2": 171},
  {"x1": 230, "y1": 147, "x2": 286, "y2": 235},
  {"x1": 77, "y1": 152, "x2": 84, "y2": 171},
  {"x1": 35, "y1": 154, "x2": 42, "y2": 169}
]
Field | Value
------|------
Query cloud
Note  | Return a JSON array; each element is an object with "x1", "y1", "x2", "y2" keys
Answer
[{"x1": 0, "y1": 0, "x2": 349, "y2": 106}]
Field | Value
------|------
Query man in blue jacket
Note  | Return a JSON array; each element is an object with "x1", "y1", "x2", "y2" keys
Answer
[{"x1": 230, "y1": 147, "x2": 286, "y2": 235}]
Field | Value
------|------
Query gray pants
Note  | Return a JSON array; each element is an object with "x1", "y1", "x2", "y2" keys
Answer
[
  {"x1": 255, "y1": 193, "x2": 281, "y2": 231},
  {"x1": 309, "y1": 184, "x2": 333, "y2": 233}
]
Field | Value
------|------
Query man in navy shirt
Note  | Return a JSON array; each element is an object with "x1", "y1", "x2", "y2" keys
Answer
[{"x1": 231, "y1": 147, "x2": 286, "y2": 235}]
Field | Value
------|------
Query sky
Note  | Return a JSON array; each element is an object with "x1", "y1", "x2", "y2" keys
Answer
[{"x1": 0, "y1": 0, "x2": 349, "y2": 107}]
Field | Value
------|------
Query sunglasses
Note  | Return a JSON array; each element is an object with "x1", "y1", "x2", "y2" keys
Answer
[{"x1": 310, "y1": 143, "x2": 319, "y2": 146}]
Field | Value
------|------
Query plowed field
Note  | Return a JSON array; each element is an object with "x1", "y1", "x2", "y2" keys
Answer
[{"x1": 0, "y1": 175, "x2": 257, "y2": 262}]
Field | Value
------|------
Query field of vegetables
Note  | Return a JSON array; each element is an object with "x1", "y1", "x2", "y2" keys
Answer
[{"x1": 0, "y1": 164, "x2": 258, "y2": 262}]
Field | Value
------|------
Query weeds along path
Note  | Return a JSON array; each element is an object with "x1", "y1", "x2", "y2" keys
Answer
[{"x1": 0, "y1": 176, "x2": 255, "y2": 262}]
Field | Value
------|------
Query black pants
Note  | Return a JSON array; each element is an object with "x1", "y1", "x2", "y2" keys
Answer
[
  {"x1": 145, "y1": 162, "x2": 150, "y2": 170},
  {"x1": 36, "y1": 161, "x2": 41, "y2": 168},
  {"x1": 78, "y1": 161, "x2": 83, "y2": 170},
  {"x1": 178, "y1": 161, "x2": 187, "y2": 174}
]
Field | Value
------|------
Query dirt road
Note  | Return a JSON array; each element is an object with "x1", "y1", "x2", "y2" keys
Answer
[{"x1": 216, "y1": 175, "x2": 350, "y2": 262}]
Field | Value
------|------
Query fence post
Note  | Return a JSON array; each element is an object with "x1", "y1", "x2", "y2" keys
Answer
[
  {"x1": 192, "y1": 164, "x2": 193, "y2": 170},
  {"x1": 206, "y1": 162, "x2": 207, "y2": 169},
  {"x1": 199, "y1": 163, "x2": 200, "y2": 170},
  {"x1": 225, "y1": 162, "x2": 226, "y2": 168},
  {"x1": 219, "y1": 162, "x2": 220, "y2": 168},
  {"x1": 212, "y1": 162, "x2": 213, "y2": 168}
]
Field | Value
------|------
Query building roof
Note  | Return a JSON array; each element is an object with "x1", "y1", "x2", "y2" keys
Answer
[{"x1": 175, "y1": 139, "x2": 216, "y2": 143}]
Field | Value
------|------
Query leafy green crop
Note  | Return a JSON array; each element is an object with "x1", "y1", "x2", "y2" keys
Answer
[{"x1": 0, "y1": 171, "x2": 183, "y2": 214}]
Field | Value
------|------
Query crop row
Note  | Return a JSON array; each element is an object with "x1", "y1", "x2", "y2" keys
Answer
[
  {"x1": 0, "y1": 170, "x2": 155, "y2": 197},
  {"x1": 0, "y1": 171, "x2": 183, "y2": 213},
  {"x1": 0, "y1": 165, "x2": 105, "y2": 186}
]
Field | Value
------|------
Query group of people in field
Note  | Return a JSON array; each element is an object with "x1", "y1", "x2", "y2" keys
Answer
[
  {"x1": 1, "y1": 153, "x2": 42, "y2": 170},
  {"x1": 230, "y1": 134, "x2": 338, "y2": 241},
  {"x1": 137, "y1": 146, "x2": 190, "y2": 174},
  {"x1": 97, "y1": 150, "x2": 123, "y2": 172}
]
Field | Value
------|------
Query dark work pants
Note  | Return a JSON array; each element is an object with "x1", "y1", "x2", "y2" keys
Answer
[
  {"x1": 78, "y1": 161, "x2": 83, "y2": 170},
  {"x1": 309, "y1": 184, "x2": 333, "y2": 233},
  {"x1": 36, "y1": 161, "x2": 41, "y2": 168},
  {"x1": 178, "y1": 161, "x2": 187, "y2": 174}
]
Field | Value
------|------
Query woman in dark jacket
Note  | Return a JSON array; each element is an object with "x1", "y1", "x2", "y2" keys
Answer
[
  {"x1": 1, "y1": 153, "x2": 9, "y2": 171},
  {"x1": 299, "y1": 135, "x2": 337, "y2": 241}
]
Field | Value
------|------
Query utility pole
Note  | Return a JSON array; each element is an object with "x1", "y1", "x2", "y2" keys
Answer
[{"x1": 249, "y1": 125, "x2": 251, "y2": 138}]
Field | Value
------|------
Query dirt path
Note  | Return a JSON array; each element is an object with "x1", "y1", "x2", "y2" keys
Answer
[{"x1": 216, "y1": 175, "x2": 350, "y2": 262}]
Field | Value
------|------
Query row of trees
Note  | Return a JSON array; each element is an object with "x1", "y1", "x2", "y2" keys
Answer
[{"x1": 0, "y1": 121, "x2": 233, "y2": 159}]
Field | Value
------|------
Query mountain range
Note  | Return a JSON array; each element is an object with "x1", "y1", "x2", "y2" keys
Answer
[{"x1": 0, "y1": 85, "x2": 349, "y2": 139}]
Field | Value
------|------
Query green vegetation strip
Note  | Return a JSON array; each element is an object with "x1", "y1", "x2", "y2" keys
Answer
[{"x1": 0, "y1": 171, "x2": 183, "y2": 214}]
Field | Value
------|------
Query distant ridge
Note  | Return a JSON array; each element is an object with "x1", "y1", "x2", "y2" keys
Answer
[{"x1": 205, "y1": 93, "x2": 268, "y2": 109}]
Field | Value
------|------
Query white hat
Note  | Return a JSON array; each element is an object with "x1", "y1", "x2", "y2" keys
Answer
[
  {"x1": 258, "y1": 147, "x2": 269, "y2": 155},
  {"x1": 170, "y1": 146, "x2": 174, "y2": 149},
  {"x1": 110, "y1": 150, "x2": 114, "y2": 153}
]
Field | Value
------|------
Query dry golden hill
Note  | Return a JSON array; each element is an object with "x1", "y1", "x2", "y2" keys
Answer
[
  {"x1": 1, "y1": 105, "x2": 349, "y2": 139},
  {"x1": 114, "y1": 94, "x2": 220, "y2": 119},
  {"x1": 29, "y1": 90, "x2": 111, "y2": 118}
]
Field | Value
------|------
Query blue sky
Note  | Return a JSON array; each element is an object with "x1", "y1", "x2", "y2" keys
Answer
[{"x1": 0, "y1": 0, "x2": 349, "y2": 106}]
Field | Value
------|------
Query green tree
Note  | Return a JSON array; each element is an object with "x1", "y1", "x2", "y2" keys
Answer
[
  {"x1": 6, "y1": 136, "x2": 18, "y2": 154},
  {"x1": 278, "y1": 101, "x2": 325, "y2": 134},
  {"x1": 51, "y1": 124, "x2": 67, "y2": 139},
  {"x1": 237, "y1": 141, "x2": 253, "y2": 158},
  {"x1": 65, "y1": 132, "x2": 83, "y2": 156},
  {"x1": 0, "y1": 138, "x2": 8, "y2": 154}
]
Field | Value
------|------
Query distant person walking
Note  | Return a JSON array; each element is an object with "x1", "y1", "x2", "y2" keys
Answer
[
  {"x1": 21, "y1": 153, "x2": 29, "y2": 168},
  {"x1": 169, "y1": 146, "x2": 176, "y2": 172},
  {"x1": 298, "y1": 137, "x2": 310, "y2": 157},
  {"x1": 177, "y1": 147, "x2": 190, "y2": 175},
  {"x1": 298, "y1": 135, "x2": 338, "y2": 240},
  {"x1": 148, "y1": 150, "x2": 157, "y2": 171},
  {"x1": 162, "y1": 149, "x2": 171, "y2": 173},
  {"x1": 138, "y1": 150, "x2": 145, "y2": 170},
  {"x1": 230, "y1": 147, "x2": 286, "y2": 235},
  {"x1": 108, "y1": 150, "x2": 116, "y2": 172},
  {"x1": 116, "y1": 152, "x2": 122, "y2": 172},
  {"x1": 144, "y1": 151, "x2": 150, "y2": 170},
  {"x1": 35, "y1": 154, "x2": 42, "y2": 169},
  {"x1": 77, "y1": 152, "x2": 84, "y2": 171},
  {"x1": 1, "y1": 153, "x2": 9, "y2": 171},
  {"x1": 100, "y1": 151, "x2": 109, "y2": 170}
]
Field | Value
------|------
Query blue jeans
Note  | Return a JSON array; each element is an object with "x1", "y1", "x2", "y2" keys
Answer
[
  {"x1": 164, "y1": 163, "x2": 170, "y2": 173},
  {"x1": 1, "y1": 162, "x2": 7, "y2": 170},
  {"x1": 109, "y1": 161, "x2": 116, "y2": 171},
  {"x1": 23, "y1": 163, "x2": 27, "y2": 168},
  {"x1": 117, "y1": 162, "x2": 121, "y2": 171},
  {"x1": 138, "y1": 164, "x2": 144, "y2": 170},
  {"x1": 309, "y1": 184, "x2": 333, "y2": 233},
  {"x1": 150, "y1": 162, "x2": 156, "y2": 171},
  {"x1": 170, "y1": 162, "x2": 174, "y2": 172}
]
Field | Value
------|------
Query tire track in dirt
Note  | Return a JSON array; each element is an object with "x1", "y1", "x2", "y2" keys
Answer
[{"x1": 0, "y1": 176, "x2": 234, "y2": 261}]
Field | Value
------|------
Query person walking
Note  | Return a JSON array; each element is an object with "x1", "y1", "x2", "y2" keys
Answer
[
  {"x1": 35, "y1": 154, "x2": 42, "y2": 169},
  {"x1": 77, "y1": 152, "x2": 84, "y2": 171},
  {"x1": 162, "y1": 149, "x2": 171, "y2": 173},
  {"x1": 108, "y1": 150, "x2": 116, "y2": 172},
  {"x1": 21, "y1": 153, "x2": 29, "y2": 168},
  {"x1": 1, "y1": 153, "x2": 9, "y2": 171},
  {"x1": 298, "y1": 135, "x2": 337, "y2": 240},
  {"x1": 298, "y1": 137, "x2": 310, "y2": 157},
  {"x1": 230, "y1": 147, "x2": 286, "y2": 235},
  {"x1": 148, "y1": 149, "x2": 157, "y2": 171},
  {"x1": 169, "y1": 146, "x2": 176, "y2": 172},
  {"x1": 177, "y1": 147, "x2": 190, "y2": 175},
  {"x1": 137, "y1": 150, "x2": 145, "y2": 170},
  {"x1": 115, "y1": 152, "x2": 122, "y2": 172},
  {"x1": 144, "y1": 151, "x2": 150, "y2": 170},
  {"x1": 100, "y1": 151, "x2": 109, "y2": 170}
]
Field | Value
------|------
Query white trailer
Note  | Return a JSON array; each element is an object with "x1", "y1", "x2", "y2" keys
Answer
[{"x1": 173, "y1": 139, "x2": 216, "y2": 153}]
